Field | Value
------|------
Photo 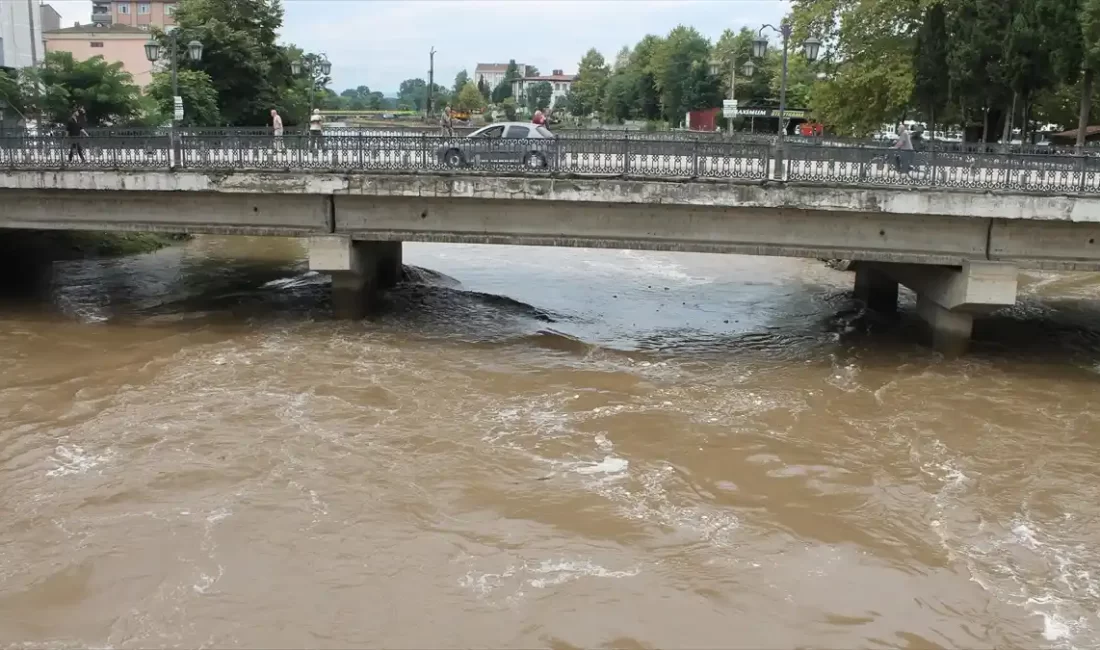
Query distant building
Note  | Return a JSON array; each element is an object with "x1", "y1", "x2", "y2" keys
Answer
[
  {"x1": 45, "y1": 23, "x2": 153, "y2": 86},
  {"x1": 40, "y1": 4, "x2": 61, "y2": 33},
  {"x1": 0, "y1": 0, "x2": 45, "y2": 69},
  {"x1": 474, "y1": 62, "x2": 529, "y2": 90},
  {"x1": 511, "y1": 70, "x2": 575, "y2": 109},
  {"x1": 91, "y1": 0, "x2": 178, "y2": 29}
]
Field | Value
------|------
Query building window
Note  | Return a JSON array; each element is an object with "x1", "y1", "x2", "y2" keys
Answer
[
  {"x1": 117, "y1": 2, "x2": 129, "y2": 13},
  {"x1": 90, "y1": 41, "x2": 104, "y2": 47},
  {"x1": 165, "y1": 4, "x2": 176, "y2": 15},
  {"x1": 138, "y1": 2, "x2": 150, "y2": 14}
]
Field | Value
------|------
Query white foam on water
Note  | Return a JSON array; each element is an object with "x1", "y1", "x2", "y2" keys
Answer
[
  {"x1": 260, "y1": 271, "x2": 322, "y2": 290},
  {"x1": 914, "y1": 439, "x2": 1096, "y2": 650},
  {"x1": 46, "y1": 445, "x2": 115, "y2": 477},
  {"x1": 460, "y1": 557, "x2": 639, "y2": 599},
  {"x1": 193, "y1": 564, "x2": 225, "y2": 595},
  {"x1": 571, "y1": 455, "x2": 629, "y2": 476}
]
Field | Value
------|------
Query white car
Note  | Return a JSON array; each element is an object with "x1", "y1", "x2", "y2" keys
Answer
[{"x1": 437, "y1": 122, "x2": 556, "y2": 169}]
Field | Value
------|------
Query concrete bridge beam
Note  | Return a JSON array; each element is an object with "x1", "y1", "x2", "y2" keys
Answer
[
  {"x1": 868, "y1": 260, "x2": 1018, "y2": 355},
  {"x1": 308, "y1": 236, "x2": 403, "y2": 318}
]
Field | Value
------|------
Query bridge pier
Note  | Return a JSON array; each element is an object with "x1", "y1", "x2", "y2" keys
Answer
[
  {"x1": 868, "y1": 261, "x2": 1018, "y2": 355},
  {"x1": 854, "y1": 265, "x2": 899, "y2": 313},
  {"x1": 308, "y1": 236, "x2": 402, "y2": 318}
]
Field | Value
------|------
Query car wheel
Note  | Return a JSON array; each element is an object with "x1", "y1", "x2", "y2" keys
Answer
[
  {"x1": 525, "y1": 151, "x2": 548, "y2": 169},
  {"x1": 444, "y1": 149, "x2": 465, "y2": 167}
]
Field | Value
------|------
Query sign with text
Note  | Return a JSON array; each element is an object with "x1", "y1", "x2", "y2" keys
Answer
[
  {"x1": 173, "y1": 96, "x2": 184, "y2": 121},
  {"x1": 722, "y1": 99, "x2": 739, "y2": 118}
]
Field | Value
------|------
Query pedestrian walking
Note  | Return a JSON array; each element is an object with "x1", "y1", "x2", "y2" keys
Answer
[
  {"x1": 65, "y1": 108, "x2": 87, "y2": 162},
  {"x1": 271, "y1": 108, "x2": 284, "y2": 152},
  {"x1": 309, "y1": 108, "x2": 323, "y2": 151},
  {"x1": 893, "y1": 123, "x2": 914, "y2": 174},
  {"x1": 440, "y1": 105, "x2": 454, "y2": 137}
]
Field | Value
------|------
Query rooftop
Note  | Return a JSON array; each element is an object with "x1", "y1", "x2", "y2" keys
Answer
[{"x1": 46, "y1": 23, "x2": 149, "y2": 35}]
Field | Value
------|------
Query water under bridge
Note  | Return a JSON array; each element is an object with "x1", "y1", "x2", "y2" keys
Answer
[{"x1": 3, "y1": 130, "x2": 1100, "y2": 354}]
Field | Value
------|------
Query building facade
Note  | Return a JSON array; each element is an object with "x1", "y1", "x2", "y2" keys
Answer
[
  {"x1": 91, "y1": 0, "x2": 177, "y2": 29},
  {"x1": 511, "y1": 70, "x2": 575, "y2": 109},
  {"x1": 474, "y1": 62, "x2": 529, "y2": 90},
  {"x1": 44, "y1": 23, "x2": 152, "y2": 86},
  {"x1": 0, "y1": 0, "x2": 45, "y2": 69}
]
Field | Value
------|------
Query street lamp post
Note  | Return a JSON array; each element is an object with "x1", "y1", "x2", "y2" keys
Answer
[
  {"x1": 750, "y1": 22, "x2": 820, "y2": 177},
  {"x1": 146, "y1": 29, "x2": 202, "y2": 166},
  {"x1": 291, "y1": 54, "x2": 332, "y2": 118}
]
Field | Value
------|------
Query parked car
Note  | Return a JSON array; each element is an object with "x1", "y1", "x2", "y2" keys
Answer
[{"x1": 437, "y1": 122, "x2": 555, "y2": 169}]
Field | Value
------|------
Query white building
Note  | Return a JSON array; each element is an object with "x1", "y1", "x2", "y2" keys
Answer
[
  {"x1": 0, "y1": 0, "x2": 45, "y2": 69},
  {"x1": 511, "y1": 70, "x2": 575, "y2": 109},
  {"x1": 474, "y1": 62, "x2": 529, "y2": 90}
]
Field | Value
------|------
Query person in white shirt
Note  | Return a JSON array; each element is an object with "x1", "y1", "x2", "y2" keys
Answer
[
  {"x1": 893, "y1": 123, "x2": 914, "y2": 173},
  {"x1": 309, "y1": 109, "x2": 323, "y2": 151},
  {"x1": 271, "y1": 109, "x2": 284, "y2": 151}
]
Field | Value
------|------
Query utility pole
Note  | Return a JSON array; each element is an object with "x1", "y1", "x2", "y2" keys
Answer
[{"x1": 427, "y1": 47, "x2": 436, "y2": 119}]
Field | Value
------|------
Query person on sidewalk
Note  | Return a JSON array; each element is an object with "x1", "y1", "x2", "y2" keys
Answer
[
  {"x1": 271, "y1": 108, "x2": 284, "y2": 152},
  {"x1": 65, "y1": 108, "x2": 87, "y2": 162},
  {"x1": 893, "y1": 123, "x2": 914, "y2": 174},
  {"x1": 309, "y1": 108, "x2": 323, "y2": 151},
  {"x1": 440, "y1": 105, "x2": 454, "y2": 137}
]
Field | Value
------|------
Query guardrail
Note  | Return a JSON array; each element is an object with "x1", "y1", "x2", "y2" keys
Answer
[{"x1": 2, "y1": 132, "x2": 1100, "y2": 193}]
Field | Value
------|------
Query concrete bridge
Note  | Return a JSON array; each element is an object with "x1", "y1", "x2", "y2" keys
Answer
[{"x1": 3, "y1": 132, "x2": 1100, "y2": 354}]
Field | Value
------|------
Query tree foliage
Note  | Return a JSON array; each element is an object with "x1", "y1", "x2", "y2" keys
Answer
[
  {"x1": 455, "y1": 81, "x2": 486, "y2": 112},
  {"x1": 25, "y1": 51, "x2": 142, "y2": 125},
  {"x1": 491, "y1": 59, "x2": 523, "y2": 104},
  {"x1": 147, "y1": 68, "x2": 221, "y2": 126},
  {"x1": 647, "y1": 26, "x2": 715, "y2": 124},
  {"x1": 525, "y1": 81, "x2": 553, "y2": 113},
  {"x1": 570, "y1": 48, "x2": 610, "y2": 116},
  {"x1": 453, "y1": 70, "x2": 469, "y2": 95},
  {"x1": 165, "y1": 0, "x2": 287, "y2": 126}
]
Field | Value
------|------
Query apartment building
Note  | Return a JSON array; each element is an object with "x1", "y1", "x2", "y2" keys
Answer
[
  {"x1": 91, "y1": 0, "x2": 178, "y2": 29},
  {"x1": 511, "y1": 70, "x2": 576, "y2": 108},
  {"x1": 474, "y1": 62, "x2": 530, "y2": 90},
  {"x1": 44, "y1": 23, "x2": 153, "y2": 85},
  {"x1": 0, "y1": 0, "x2": 45, "y2": 69}
]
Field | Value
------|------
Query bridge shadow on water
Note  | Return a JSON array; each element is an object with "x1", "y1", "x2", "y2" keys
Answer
[{"x1": 0, "y1": 242, "x2": 1099, "y2": 381}]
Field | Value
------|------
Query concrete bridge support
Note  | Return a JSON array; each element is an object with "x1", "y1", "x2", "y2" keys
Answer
[
  {"x1": 863, "y1": 261, "x2": 1018, "y2": 355},
  {"x1": 308, "y1": 236, "x2": 402, "y2": 318}
]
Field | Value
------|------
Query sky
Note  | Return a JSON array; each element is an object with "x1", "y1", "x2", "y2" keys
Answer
[{"x1": 45, "y1": 0, "x2": 790, "y2": 94}]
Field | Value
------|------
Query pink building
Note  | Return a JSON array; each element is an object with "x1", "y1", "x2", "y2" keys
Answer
[
  {"x1": 44, "y1": 24, "x2": 153, "y2": 87},
  {"x1": 91, "y1": 0, "x2": 178, "y2": 29}
]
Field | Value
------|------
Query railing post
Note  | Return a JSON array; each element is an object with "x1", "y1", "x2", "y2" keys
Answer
[
  {"x1": 420, "y1": 133, "x2": 427, "y2": 170},
  {"x1": 858, "y1": 146, "x2": 867, "y2": 183},
  {"x1": 622, "y1": 135, "x2": 630, "y2": 175},
  {"x1": 773, "y1": 139, "x2": 786, "y2": 181},
  {"x1": 1080, "y1": 155, "x2": 1088, "y2": 192},
  {"x1": 691, "y1": 139, "x2": 699, "y2": 178},
  {"x1": 929, "y1": 147, "x2": 937, "y2": 185},
  {"x1": 357, "y1": 133, "x2": 363, "y2": 169}
]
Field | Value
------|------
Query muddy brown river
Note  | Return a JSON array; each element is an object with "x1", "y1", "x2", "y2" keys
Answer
[{"x1": 1, "y1": 237, "x2": 1098, "y2": 649}]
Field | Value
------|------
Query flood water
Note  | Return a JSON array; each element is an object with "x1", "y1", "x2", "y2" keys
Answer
[{"x1": 1, "y1": 236, "x2": 1099, "y2": 649}]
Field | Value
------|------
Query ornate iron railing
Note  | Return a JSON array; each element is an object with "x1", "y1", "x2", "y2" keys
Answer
[{"x1": 2, "y1": 131, "x2": 1099, "y2": 192}]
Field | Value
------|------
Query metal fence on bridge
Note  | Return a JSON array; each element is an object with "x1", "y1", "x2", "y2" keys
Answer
[{"x1": 3, "y1": 130, "x2": 1100, "y2": 193}]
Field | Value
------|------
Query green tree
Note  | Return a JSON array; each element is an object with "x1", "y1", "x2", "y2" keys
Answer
[
  {"x1": 629, "y1": 35, "x2": 664, "y2": 120},
  {"x1": 601, "y1": 70, "x2": 637, "y2": 122},
  {"x1": 570, "y1": 48, "x2": 610, "y2": 116},
  {"x1": 454, "y1": 80, "x2": 486, "y2": 112},
  {"x1": 25, "y1": 51, "x2": 142, "y2": 125},
  {"x1": 490, "y1": 59, "x2": 523, "y2": 104},
  {"x1": 912, "y1": 3, "x2": 950, "y2": 128},
  {"x1": 0, "y1": 69, "x2": 26, "y2": 119},
  {"x1": 647, "y1": 26, "x2": 712, "y2": 125},
  {"x1": 712, "y1": 28, "x2": 755, "y2": 101},
  {"x1": 501, "y1": 96, "x2": 518, "y2": 121},
  {"x1": 147, "y1": 68, "x2": 221, "y2": 126},
  {"x1": 164, "y1": 0, "x2": 287, "y2": 126},
  {"x1": 525, "y1": 81, "x2": 553, "y2": 113},
  {"x1": 453, "y1": 70, "x2": 469, "y2": 96},
  {"x1": 477, "y1": 77, "x2": 491, "y2": 100},
  {"x1": 1076, "y1": 0, "x2": 1100, "y2": 144},
  {"x1": 398, "y1": 78, "x2": 427, "y2": 110}
]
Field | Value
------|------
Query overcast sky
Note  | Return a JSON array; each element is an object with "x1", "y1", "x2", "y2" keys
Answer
[{"x1": 46, "y1": 0, "x2": 789, "y2": 93}]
